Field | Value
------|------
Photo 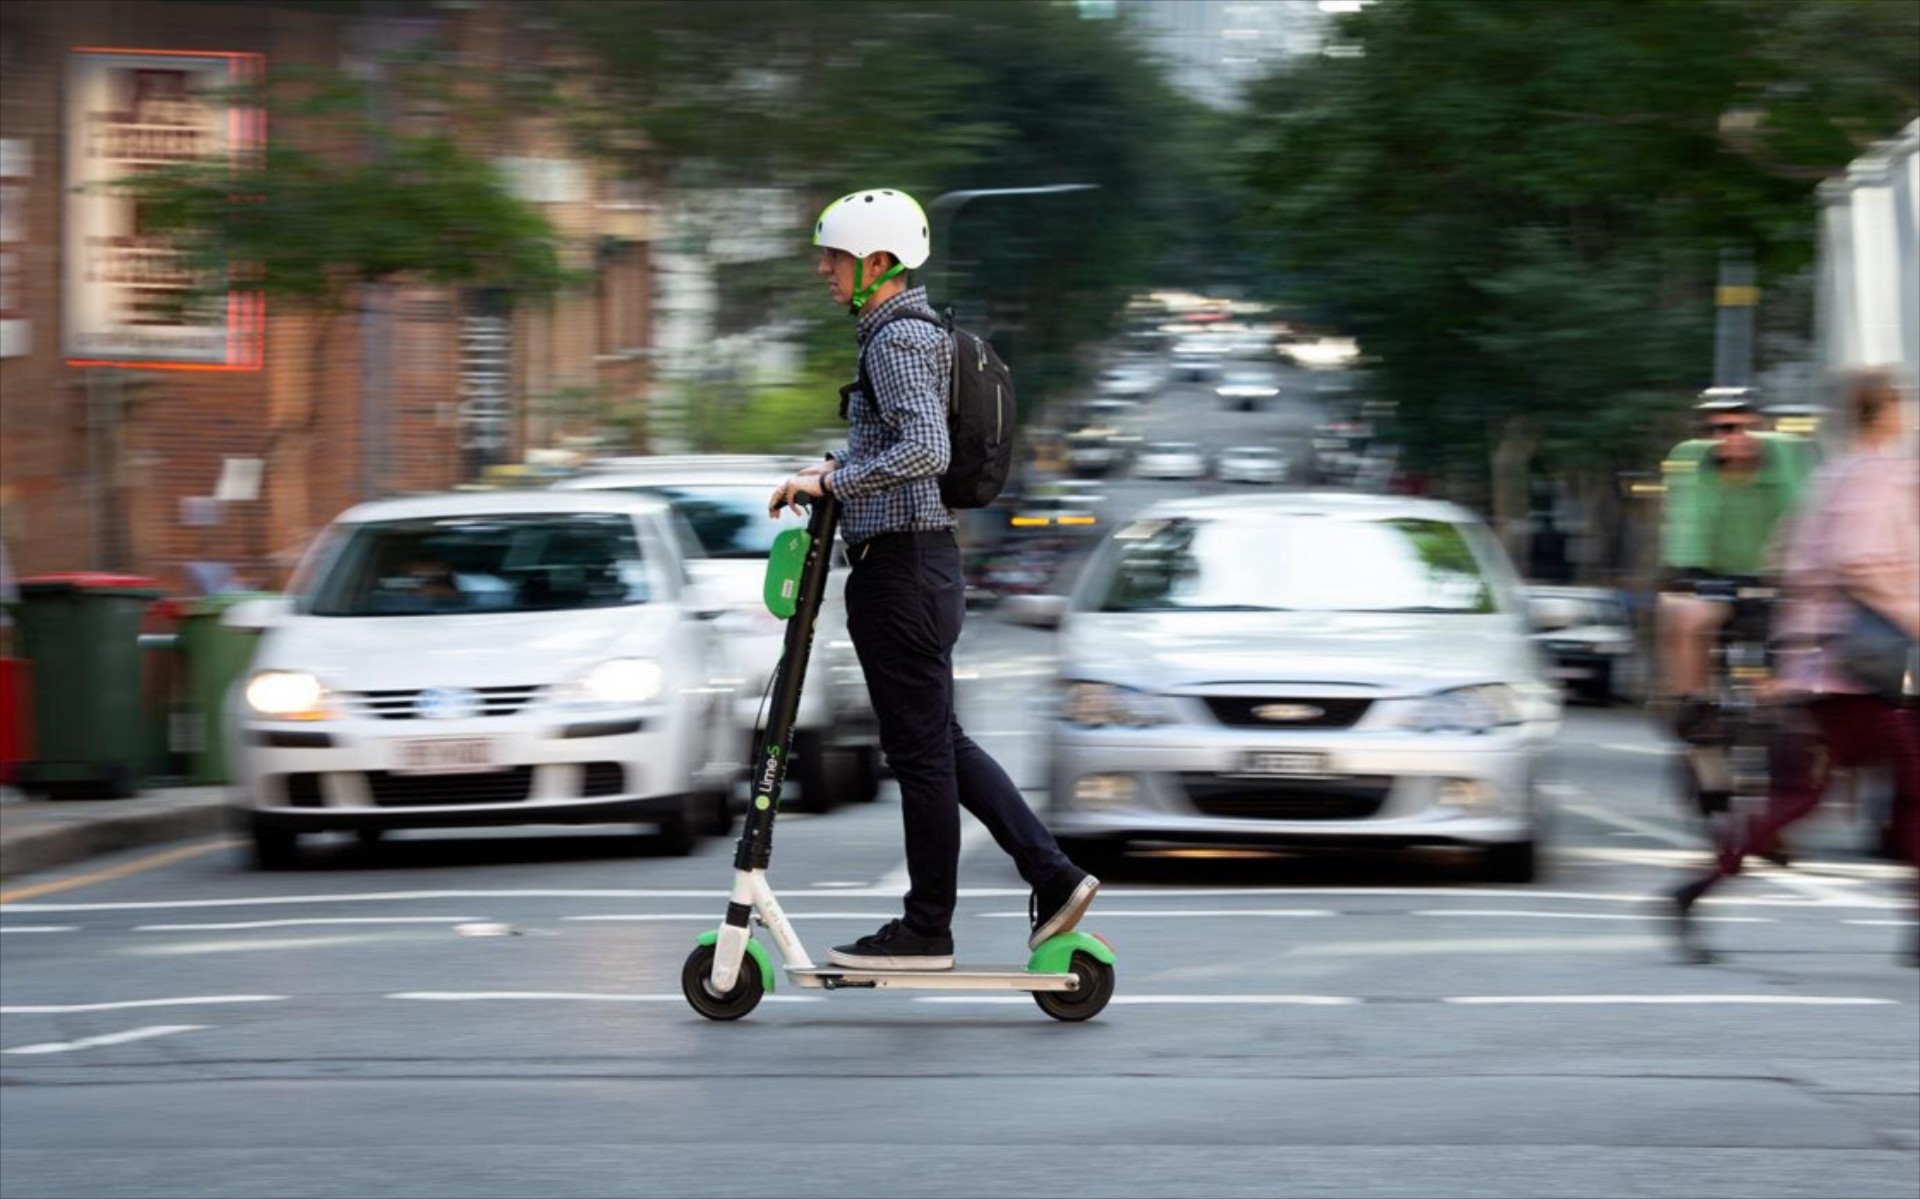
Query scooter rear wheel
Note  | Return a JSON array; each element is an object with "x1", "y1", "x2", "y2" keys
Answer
[
  {"x1": 682, "y1": 943, "x2": 764, "y2": 1021},
  {"x1": 1034, "y1": 953, "x2": 1114, "y2": 1022}
]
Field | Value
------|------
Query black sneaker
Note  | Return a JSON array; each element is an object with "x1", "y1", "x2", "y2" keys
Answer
[
  {"x1": 829, "y1": 919, "x2": 954, "y2": 971},
  {"x1": 1029, "y1": 867, "x2": 1100, "y2": 951}
]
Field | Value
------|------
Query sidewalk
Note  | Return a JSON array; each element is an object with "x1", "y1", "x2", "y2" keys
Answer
[{"x1": 0, "y1": 784, "x2": 229, "y2": 882}]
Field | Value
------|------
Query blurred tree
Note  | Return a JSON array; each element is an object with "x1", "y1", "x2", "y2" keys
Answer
[
  {"x1": 545, "y1": 0, "x2": 1250, "y2": 430},
  {"x1": 1238, "y1": 0, "x2": 1919, "y2": 566},
  {"x1": 114, "y1": 66, "x2": 573, "y2": 459}
]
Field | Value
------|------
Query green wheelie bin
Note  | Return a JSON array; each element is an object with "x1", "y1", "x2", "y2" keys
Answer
[
  {"x1": 14, "y1": 573, "x2": 166, "y2": 798},
  {"x1": 176, "y1": 593, "x2": 276, "y2": 785}
]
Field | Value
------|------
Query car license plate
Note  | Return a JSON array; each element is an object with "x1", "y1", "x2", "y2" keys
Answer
[
  {"x1": 1552, "y1": 666, "x2": 1592, "y2": 681},
  {"x1": 395, "y1": 738, "x2": 501, "y2": 775},
  {"x1": 1241, "y1": 750, "x2": 1331, "y2": 778}
]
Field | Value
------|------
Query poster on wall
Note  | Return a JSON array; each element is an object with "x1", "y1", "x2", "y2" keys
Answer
[{"x1": 63, "y1": 48, "x2": 264, "y2": 370}]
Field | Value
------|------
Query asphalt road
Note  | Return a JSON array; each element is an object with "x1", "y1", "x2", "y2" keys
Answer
[{"x1": 3, "y1": 606, "x2": 1916, "y2": 1199}]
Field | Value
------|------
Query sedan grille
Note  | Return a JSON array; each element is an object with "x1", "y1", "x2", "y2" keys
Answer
[
  {"x1": 1181, "y1": 775, "x2": 1392, "y2": 821},
  {"x1": 351, "y1": 686, "x2": 542, "y2": 721},
  {"x1": 364, "y1": 766, "x2": 535, "y2": 806},
  {"x1": 1202, "y1": 697, "x2": 1372, "y2": 730}
]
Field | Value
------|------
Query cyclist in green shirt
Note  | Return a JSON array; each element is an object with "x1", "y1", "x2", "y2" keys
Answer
[{"x1": 1656, "y1": 388, "x2": 1816, "y2": 738}]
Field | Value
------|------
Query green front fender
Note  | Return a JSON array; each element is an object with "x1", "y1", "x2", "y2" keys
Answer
[
  {"x1": 697, "y1": 929, "x2": 775, "y2": 992},
  {"x1": 1026, "y1": 930, "x2": 1116, "y2": 976}
]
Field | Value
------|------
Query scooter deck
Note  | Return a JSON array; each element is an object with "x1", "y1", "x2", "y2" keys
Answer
[{"x1": 787, "y1": 965, "x2": 1079, "y2": 992}]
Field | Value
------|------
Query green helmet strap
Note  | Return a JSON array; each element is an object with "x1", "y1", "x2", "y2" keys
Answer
[{"x1": 849, "y1": 259, "x2": 907, "y2": 314}]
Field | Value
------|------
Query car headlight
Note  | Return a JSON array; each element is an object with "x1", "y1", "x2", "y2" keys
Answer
[
  {"x1": 577, "y1": 659, "x2": 666, "y2": 705},
  {"x1": 1063, "y1": 681, "x2": 1171, "y2": 728},
  {"x1": 1402, "y1": 684, "x2": 1521, "y2": 734},
  {"x1": 245, "y1": 670, "x2": 333, "y2": 721}
]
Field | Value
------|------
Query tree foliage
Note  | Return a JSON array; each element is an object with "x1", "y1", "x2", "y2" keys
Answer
[
  {"x1": 1238, "y1": 0, "x2": 1920, "y2": 497},
  {"x1": 114, "y1": 66, "x2": 574, "y2": 319},
  {"x1": 549, "y1": 0, "x2": 1245, "y2": 423}
]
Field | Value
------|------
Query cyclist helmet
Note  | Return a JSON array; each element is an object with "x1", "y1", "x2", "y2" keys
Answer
[
  {"x1": 813, "y1": 189, "x2": 931, "y2": 312},
  {"x1": 1694, "y1": 386, "x2": 1760, "y2": 417}
]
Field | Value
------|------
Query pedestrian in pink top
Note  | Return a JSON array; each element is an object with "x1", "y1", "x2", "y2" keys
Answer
[{"x1": 1669, "y1": 369, "x2": 1920, "y2": 967}]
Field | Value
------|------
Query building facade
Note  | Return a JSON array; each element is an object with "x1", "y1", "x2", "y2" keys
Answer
[{"x1": 0, "y1": 0, "x2": 654, "y2": 592}]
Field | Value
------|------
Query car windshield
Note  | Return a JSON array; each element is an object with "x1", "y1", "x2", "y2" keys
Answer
[
  {"x1": 596, "y1": 484, "x2": 781, "y2": 559},
  {"x1": 1228, "y1": 448, "x2": 1279, "y2": 459},
  {"x1": 1148, "y1": 443, "x2": 1197, "y2": 455},
  {"x1": 1094, "y1": 515, "x2": 1497, "y2": 615},
  {"x1": 304, "y1": 513, "x2": 650, "y2": 616}
]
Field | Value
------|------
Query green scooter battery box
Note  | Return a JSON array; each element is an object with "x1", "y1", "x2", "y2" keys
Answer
[{"x1": 763, "y1": 528, "x2": 812, "y2": 619}]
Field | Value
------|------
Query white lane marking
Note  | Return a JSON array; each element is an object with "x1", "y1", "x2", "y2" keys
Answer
[
  {"x1": 1565, "y1": 802, "x2": 1886, "y2": 907},
  {"x1": 4, "y1": 1025, "x2": 208, "y2": 1055},
  {"x1": 877, "y1": 818, "x2": 997, "y2": 894},
  {"x1": 135, "y1": 917, "x2": 483, "y2": 932},
  {"x1": 0, "y1": 995, "x2": 285, "y2": 1014},
  {"x1": 1412, "y1": 909, "x2": 1773, "y2": 924},
  {"x1": 915, "y1": 994, "x2": 1362, "y2": 1007},
  {"x1": 1846, "y1": 920, "x2": 1915, "y2": 927},
  {"x1": 389, "y1": 991, "x2": 821, "y2": 1004},
  {"x1": 126, "y1": 934, "x2": 413, "y2": 956},
  {"x1": 566, "y1": 912, "x2": 898, "y2": 923},
  {"x1": 978, "y1": 909, "x2": 1333, "y2": 919},
  {"x1": 1568, "y1": 846, "x2": 1912, "y2": 880},
  {"x1": 1290, "y1": 935, "x2": 1659, "y2": 957},
  {"x1": 8, "y1": 885, "x2": 1898, "y2": 913},
  {"x1": 1562, "y1": 802, "x2": 1693, "y2": 849},
  {"x1": 1444, "y1": 995, "x2": 1898, "y2": 1007},
  {"x1": 0, "y1": 925, "x2": 77, "y2": 933},
  {"x1": 1600, "y1": 742, "x2": 1679, "y2": 756}
]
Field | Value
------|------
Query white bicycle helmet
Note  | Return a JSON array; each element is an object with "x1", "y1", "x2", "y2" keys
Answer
[{"x1": 813, "y1": 189, "x2": 931, "y2": 311}]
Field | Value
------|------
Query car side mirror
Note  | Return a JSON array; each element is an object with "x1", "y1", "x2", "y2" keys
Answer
[
  {"x1": 1002, "y1": 594, "x2": 1069, "y2": 629},
  {"x1": 221, "y1": 596, "x2": 292, "y2": 632}
]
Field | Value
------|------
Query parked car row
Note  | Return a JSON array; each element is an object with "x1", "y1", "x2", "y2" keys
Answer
[{"x1": 223, "y1": 456, "x2": 882, "y2": 870}]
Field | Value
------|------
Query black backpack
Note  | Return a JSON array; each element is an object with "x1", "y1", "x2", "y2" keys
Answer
[{"x1": 841, "y1": 309, "x2": 1015, "y2": 509}]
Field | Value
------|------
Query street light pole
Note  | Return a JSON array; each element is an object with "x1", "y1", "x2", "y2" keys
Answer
[{"x1": 925, "y1": 184, "x2": 1100, "y2": 313}]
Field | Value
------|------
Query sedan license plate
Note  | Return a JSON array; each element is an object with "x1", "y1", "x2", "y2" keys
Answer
[
  {"x1": 395, "y1": 738, "x2": 501, "y2": 776},
  {"x1": 1241, "y1": 750, "x2": 1331, "y2": 778}
]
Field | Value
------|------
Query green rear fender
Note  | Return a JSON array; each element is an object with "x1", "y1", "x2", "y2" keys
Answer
[
  {"x1": 1026, "y1": 930, "x2": 1116, "y2": 976},
  {"x1": 697, "y1": 929, "x2": 775, "y2": 992}
]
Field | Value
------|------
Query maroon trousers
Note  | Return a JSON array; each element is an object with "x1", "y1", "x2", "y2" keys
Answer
[{"x1": 1699, "y1": 695, "x2": 1920, "y2": 916}]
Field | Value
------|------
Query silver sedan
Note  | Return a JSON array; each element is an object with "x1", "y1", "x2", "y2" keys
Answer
[{"x1": 1021, "y1": 493, "x2": 1561, "y2": 881}]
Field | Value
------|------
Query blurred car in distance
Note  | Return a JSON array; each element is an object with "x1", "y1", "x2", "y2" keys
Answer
[
  {"x1": 1216, "y1": 366, "x2": 1282, "y2": 412},
  {"x1": 1067, "y1": 427, "x2": 1126, "y2": 477},
  {"x1": 554, "y1": 456, "x2": 880, "y2": 809},
  {"x1": 1096, "y1": 361, "x2": 1161, "y2": 400},
  {"x1": 1011, "y1": 493, "x2": 1559, "y2": 881},
  {"x1": 1134, "y1": 441, "x2": 1209, "y2": 481},
  {"x1": 226, "y1": 490, "x2": 744, "y2": 868},
  {"x1": 1216, "y1": 445, "x2": 1288, "y2": 486},
  {"x1": 1171, "y1": 336, "x2": 1233, "y2": 381},
  {"x1": 1526, "y1": 585, "x2": 1637, "y2": 704}
]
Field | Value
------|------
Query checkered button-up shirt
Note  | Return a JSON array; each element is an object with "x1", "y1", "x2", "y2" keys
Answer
[{"x1": 828, "y1": 286, "x2": 956, "y2": 546}]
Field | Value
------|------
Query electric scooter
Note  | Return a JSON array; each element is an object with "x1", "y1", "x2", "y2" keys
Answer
[{"x1": 681, "y1": 491, "x2": 1116, "y2": 1022}]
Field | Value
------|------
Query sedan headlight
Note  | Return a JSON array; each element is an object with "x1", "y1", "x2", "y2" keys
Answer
[
  {"x1": 577, "y1": 658, "x2": 666, "y2": 705},
  {"x1": 245, "y1": 670, "x2": 333, "y2": 721},
  {"x1": 1063, "y1": 681, "x2": 1172, "y2": 728},
  {"x1": 1402, "y1": 684, "x2": 1522, "y2": 735}
]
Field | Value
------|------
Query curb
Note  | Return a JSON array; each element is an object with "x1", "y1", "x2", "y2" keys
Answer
[{"x1": 0, "y1": 797, "x2": 230, "y2": 882}]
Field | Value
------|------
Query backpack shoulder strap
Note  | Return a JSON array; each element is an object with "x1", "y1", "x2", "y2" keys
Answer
[{"x1": 846, "y1": 309, "x2": 950, "y2": 420}]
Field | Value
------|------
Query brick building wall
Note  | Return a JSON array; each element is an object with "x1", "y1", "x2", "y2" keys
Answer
[{"x1": 0, "y1": 0, "x2": 654, "y2": 593}]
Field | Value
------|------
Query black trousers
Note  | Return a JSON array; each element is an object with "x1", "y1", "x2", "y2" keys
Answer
[{"x1": 844, "y1": 528, "x2": 1072, "y2": 936}]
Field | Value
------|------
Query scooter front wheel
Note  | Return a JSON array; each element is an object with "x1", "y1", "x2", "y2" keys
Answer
[
  {"x1": 1034, "y1": 952, "x2": 1114, "y2": 1022},
  {"x1": 682, "y1": 943, "x2": 764, "y2": 1021}
]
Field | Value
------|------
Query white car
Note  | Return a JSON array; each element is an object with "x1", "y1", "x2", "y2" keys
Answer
[
  {"x1": 226, "y1": 491, "x2": 743, "y2": 868},
  {"x1": 1096, "y1": 362, "x2": 1161, "y2": 399},
  {"x1": 1024, "y1": 493, "x2": 1559, "y2": 881},
  {"x1": 555, "y1": 456, "x2": 880, "y2": 809},
  {"x1": 1216, "y1": 445, "x2": 1288, "y2": 486},
  {"x1": 1215, "y1": 368, "x2": 1281, "y2": 412},
  {"x1": 1133, "y1": 441, "x2": 1208, "y2": 481}
]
